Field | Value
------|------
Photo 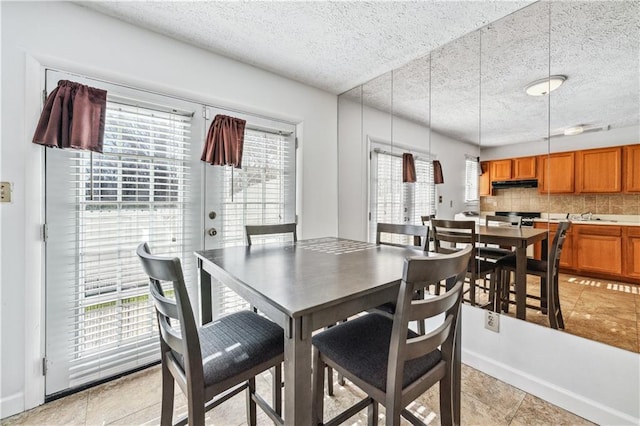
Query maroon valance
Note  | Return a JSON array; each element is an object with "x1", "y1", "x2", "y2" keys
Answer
[
  {"x1": 201, "y1": 115, "x2": 246, "y2": 168},
  {"x1": 402, "y1": 153, "x2": 416, "y2": 183},
  {"x1": 433, "y1": 160, "x2": 444, "y2": 184},
  {"x1": 32, "y1": 80, "x2": 107, "y2": 153}
]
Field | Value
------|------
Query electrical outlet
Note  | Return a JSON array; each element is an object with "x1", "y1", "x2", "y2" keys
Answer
[
  {"x1": 485, "y1": 310, "x2": 500, "y2": 333},
  {"x1": 0, "y1": 182, "x2": 11, "y2": 203}
]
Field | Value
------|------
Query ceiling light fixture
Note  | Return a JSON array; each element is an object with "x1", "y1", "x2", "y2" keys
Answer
[
  {"x1": 563, "y1": 126, "x2": 584, "y2": 136},
  {"x1": 525, "y1": 75, "x2": 567, "y2": 96}
]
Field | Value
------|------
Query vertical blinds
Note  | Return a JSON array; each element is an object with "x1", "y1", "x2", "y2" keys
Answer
[
  {"x1": 370, "y1": 149, "x2": 436, "y2": 244},
  {"x1": 465, "y1": 156, "x2": 480, "y2": 202},
  {"x1": 45, "y1": 100, "x2": 196, "y2": 393}
]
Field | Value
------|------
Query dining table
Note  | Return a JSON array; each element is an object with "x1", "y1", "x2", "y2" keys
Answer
[
  {"x1": 477, "y1": 225, "x2": 549, "y2": 319},
  {"x1": 195, "y1": 237, "x2": 459, "y2": 425}
]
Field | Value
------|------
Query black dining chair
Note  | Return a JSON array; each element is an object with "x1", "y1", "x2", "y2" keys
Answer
[
  {"x1": 476, "y1": 214, "x2": 522, "y2": 260},
  {"x1": 246, "y1": 223, "x2": 297, "y2": 246},
  {"x1": 137, "y1": 243, "x2": 284, "y2": 426},
  {"x1": 311, "y1": 247, "x2": 472, "y2": 426},
  {"x1": 494, "y1": 221, "x2": 571, "y2": 329},
  {"x1": 431, "y1": 219, "x2": 499, "y2": 308}
]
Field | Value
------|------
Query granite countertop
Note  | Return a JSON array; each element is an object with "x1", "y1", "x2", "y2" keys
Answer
[{"x1": 535, "y1": 214, "x2": 640, "y2": 226}]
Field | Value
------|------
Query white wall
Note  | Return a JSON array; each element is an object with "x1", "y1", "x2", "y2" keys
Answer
[
  {"x1": 338, "y1": 98, "x2": 477, "y2": 241},
  {"x1": 481, "y1": 125, "x2": 640, "y2": 160},
  {"x1": 1, "y1": 1, "x2": 337, "y2": 418}
]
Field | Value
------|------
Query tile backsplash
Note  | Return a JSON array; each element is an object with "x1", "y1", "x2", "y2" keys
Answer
[{"x1": 480, "y1": 188, "x2": 640, "y2": 215}]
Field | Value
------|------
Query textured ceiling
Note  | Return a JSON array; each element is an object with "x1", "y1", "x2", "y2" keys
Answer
[
  {"x1": 78, "y1": 0, "x2": 532, "y2": 94},
  {"x1": 344, "y1": 1, "x2": 640, "y2": 146}
]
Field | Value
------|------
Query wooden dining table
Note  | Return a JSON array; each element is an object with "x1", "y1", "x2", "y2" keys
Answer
[
  {"x1": 195, "y1": 237, "x2": 459, "y2": 425},
  {"x1": 477, "y1": 225, "x2": 549, "y2": 319}
]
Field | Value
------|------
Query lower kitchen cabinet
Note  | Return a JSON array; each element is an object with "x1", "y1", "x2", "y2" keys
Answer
[
  {"x1": 533, "y1": 222, "x2": 574, "y2": 269},
  {"x1": 624, "y1": 227, "x2": 640, "y2": 280},
  {"x1": 574, "y1": 225, "x2": 622, "y2": 275}
]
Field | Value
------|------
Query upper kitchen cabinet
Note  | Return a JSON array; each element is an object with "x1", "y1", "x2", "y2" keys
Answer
[
  {"x1": 512, "y1": 156, "x2": 537, "y2": 179},
  {"x1": 479, "y1": 161, "x2": 491, "y2": 196},
  {"x1": 624, "y1": 144, "x2": 640, "y2": 192},
  {"x1": 490, "y1": 159, "x2": 511, "y2": 180},
  {"x1": 538, "y1": 152, "x2": 574, "y2": 193},
  {"x1": 575, "y1": 147, "x2": 622, "y2": 193}
]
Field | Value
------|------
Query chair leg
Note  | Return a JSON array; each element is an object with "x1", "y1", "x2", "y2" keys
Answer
[
  {"x1": 439, "y1": 373, "x2": 454, "y2": 426},
  {"x1": 160, "y1": 362, "x2": 174, "y2": 426},
  {"x1": 246, "y1": 377, "x2": 257, "y2": 426},
  {"x1": 272, "y1": 365, "x2": 282, "y2": 416},
  {"x1": 469, "y1": 272, "x2": 476, "y2": 306},
  {"x1": 540, "y1": 276, "x2": 548, "y2": 314},
  {"x1": 312, "y1": 347, "x2": 325, "y2": 425},
  {"x1": 327, "y1": 366, "x2": 334, "y2": 396},
  {"x1": 368, "y1": 401, "x2": 379, "y2": 426}
]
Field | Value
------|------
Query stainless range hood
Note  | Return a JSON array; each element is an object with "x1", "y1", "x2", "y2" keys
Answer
[{"x1": 492, "y1": 179, "x2": 538, "y2": 189}]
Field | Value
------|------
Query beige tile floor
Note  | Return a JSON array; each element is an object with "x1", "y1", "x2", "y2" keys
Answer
[
  {"x1": 2, "y1": 363, "x2": 593, "y2": 426},
  {"x1": 473, "y1": 273, "x2": 640, "y2": 353}
]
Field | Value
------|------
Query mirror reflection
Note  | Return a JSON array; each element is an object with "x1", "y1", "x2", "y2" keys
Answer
[{"x1": 337, "y1": 1, "x2": 639, "y2": 353}]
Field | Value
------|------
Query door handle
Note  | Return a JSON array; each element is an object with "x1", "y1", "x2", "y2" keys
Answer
[{"x1": 207, "y1": 228, "x2": 217, "y2": 237}]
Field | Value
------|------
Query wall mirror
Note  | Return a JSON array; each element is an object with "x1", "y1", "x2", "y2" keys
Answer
[{"x1": 338, "y1": 1, "x2": 639, "y2": 352}]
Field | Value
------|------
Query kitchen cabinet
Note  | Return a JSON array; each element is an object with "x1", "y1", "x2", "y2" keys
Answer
[
  {"x1": 479, "y1": 161, "x2": 491, "y2": 196},
  {"x1": 534, "y1": 222, "x2": 574, "y2": 269},
  {"x1": 624, "y1": 227, "x2": 640, "y2": 280},
  {"x1": 623, "y1": 144, "x2": 640, "y2": 192},
  {"x1": 512, "y1": 156, "x2": 537, "y2": 179},
  {"x1": 538, "y1": 152, "x2": 574, "y2": 193},
  {"x1": 490, "y1": 159, "x2": 512, "y2": 181},
  {"x1": 574, "y1": 225, "x2": 622, "y2": 275},
  {"x1": 575, "y1": 147, "x2": 622, "y2": 193}
]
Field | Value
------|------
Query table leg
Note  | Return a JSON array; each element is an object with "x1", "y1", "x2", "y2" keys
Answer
[
  {"x1": 284, "y1": 316, "x2": 312, "y2": 425},
  {"x1": 515, "y1": 246, "x2": 527, "y2": 320},
  {"x1": 198, "y1": 259, "x2": 212, "y2": 325}
]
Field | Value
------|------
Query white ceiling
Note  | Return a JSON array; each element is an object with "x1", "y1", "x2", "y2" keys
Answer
[
  {"x1": 78, "y1": 0, "x2": 532, "y2": 94},
  {"x1": 78, "y1": 1, "x2": 639, "y2": 147}
]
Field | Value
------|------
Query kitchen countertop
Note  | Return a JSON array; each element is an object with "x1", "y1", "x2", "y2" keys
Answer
[{"x1": 535, "y1": 214, "x2": 640, "y2": 227}]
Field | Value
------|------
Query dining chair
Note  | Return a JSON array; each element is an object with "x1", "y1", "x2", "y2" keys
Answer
[
  {"x1": 430, "y1": 219, "x2": 499, "y2": 308},
  {"x1": 494, "y1": 221, "x2": 570, "y2": 329},
  {"x1": 246, "y1": 223, "x2": 297, "y2": 246},
  {"x1": 373, "y1": 222, "x2": 430, "y2": 334},
  {"x1": 136, "y1": 243, "x2": 284, "y2": 426},
  {"x1": 476, "y1": 214, "x2": 522, "y2": 260},
  {"x1": 311, "y1": 247, "x2": 472, "y2": 426}
]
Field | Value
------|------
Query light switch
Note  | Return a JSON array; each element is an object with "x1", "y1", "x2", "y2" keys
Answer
[{"x1": 0, "y1": 182, "x2": 11, "y2": 203}]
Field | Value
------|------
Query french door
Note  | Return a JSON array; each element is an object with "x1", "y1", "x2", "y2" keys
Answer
[{"x1": 44, "y1": 70, "x2": 297, "y2": 395}]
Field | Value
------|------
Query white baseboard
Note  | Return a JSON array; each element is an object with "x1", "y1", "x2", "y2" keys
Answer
[
  {"x1": 463, "y1": 348, "x2": 639, "y2": 426},
  {"x1": 1, "y1": 392, "x2": 24, "y2": 420}
]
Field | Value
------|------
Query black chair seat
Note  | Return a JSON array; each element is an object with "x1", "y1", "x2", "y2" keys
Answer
[
  {"x1": 496, "y1": 254, "x2": 548, "y2": 273},
  {"x1": 195, "y1": 311, "x2": 284, "y2": 386},
  {"x1": 312, "y1": 313, "x2": 441, "y2": 392},
  {"x1": 477, "y1": 246, "x2": 513, "y2": 258},
  {"x1": 474, "y1": 258, "x2": 501, "y2": 275}
]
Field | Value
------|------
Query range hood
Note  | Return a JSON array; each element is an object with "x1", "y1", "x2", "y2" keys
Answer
[{"x1": 492, "y1": 179, "x2": 538, "y2": 189}]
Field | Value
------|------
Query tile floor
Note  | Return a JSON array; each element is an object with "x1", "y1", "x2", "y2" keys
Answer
[
  {"x1": 2, "y1": 363, "x2": 594, "y2": 426},
  {"x1": 473, "y1": 273, "x2": 640, "y2": 353}
]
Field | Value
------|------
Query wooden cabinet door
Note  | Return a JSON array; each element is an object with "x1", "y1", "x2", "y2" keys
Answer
[
  {"x1": 623, "y1": 227, "x2": 640, "y2": 280},
  {"x1": 575, "y1": 147, "x2": 622, "y2": 193},
  {"x1": 479, "y1": 161, "x2": 491, "y2": 196},
  {"x1": 513, "y1": 156, "x2": 536, "y2": 179},
  {"x1": 575, "y1": 225, "x2": 622, "y2": 275},
  {"x1": 491, "y1": 159, "x2": 512, "y2": 181},
  {"x1": 538, "y1": 152, "x2": 575, "y2": 193},
  {"x1": 623, "y1": 144, "x2": 640, "y2": 192}
]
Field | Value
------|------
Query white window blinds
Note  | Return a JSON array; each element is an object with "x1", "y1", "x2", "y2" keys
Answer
[
  {"x1": 465, "y1": 155, "x2": 480, "y2": 203},
  {"x1": 45, "y1": 88, "x2": 199, "y2": 394},
  {"x1": 370, "y1": 146, "x2": 436, "y2": 243}
]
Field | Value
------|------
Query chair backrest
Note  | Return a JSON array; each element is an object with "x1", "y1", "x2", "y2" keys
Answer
[
  {"x1": 375, "y1": 222, "x2": 429, "y2": 251},
  {"x1": 485, "y1": 214, "x2": 522, "y2": 228},
  {"x1": 420, "y1": 215, "x2": 435, "y2": 226},
  {"x1": 246, "y1": 223, "x2": 297, "y2": 246},
  {"x1": 430, "y1": 219, "x2": 476, "y2": 255},
  {"x1": 549, "y1": 221, "x2": 571, "y2": 279},
  {"x1": 386, "y1": 246, "x2": 472, "y2": 398},
  {"x1": 136, "y1": 243, "x2": 203, "y2": 383}
]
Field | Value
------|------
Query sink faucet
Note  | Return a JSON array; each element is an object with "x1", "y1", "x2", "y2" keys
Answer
[{"x1": 581, "y1": 212, "x2": 593, "y2": 221}]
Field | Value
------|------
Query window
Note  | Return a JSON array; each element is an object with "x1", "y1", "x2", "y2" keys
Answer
[
  {"x1": 369, "y1": 144, "x2": 435, "y2": 243},
  {"x1": 45, "y1": 70, "x2": 201, "y2": 394},
  {"x1": 465, "y1": 155, "x2": 480, "y2": 203}
]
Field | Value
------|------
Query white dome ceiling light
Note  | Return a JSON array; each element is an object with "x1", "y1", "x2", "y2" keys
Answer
[{"x1": 525, "y1": 75, "x2": 567, "y2": 96}]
